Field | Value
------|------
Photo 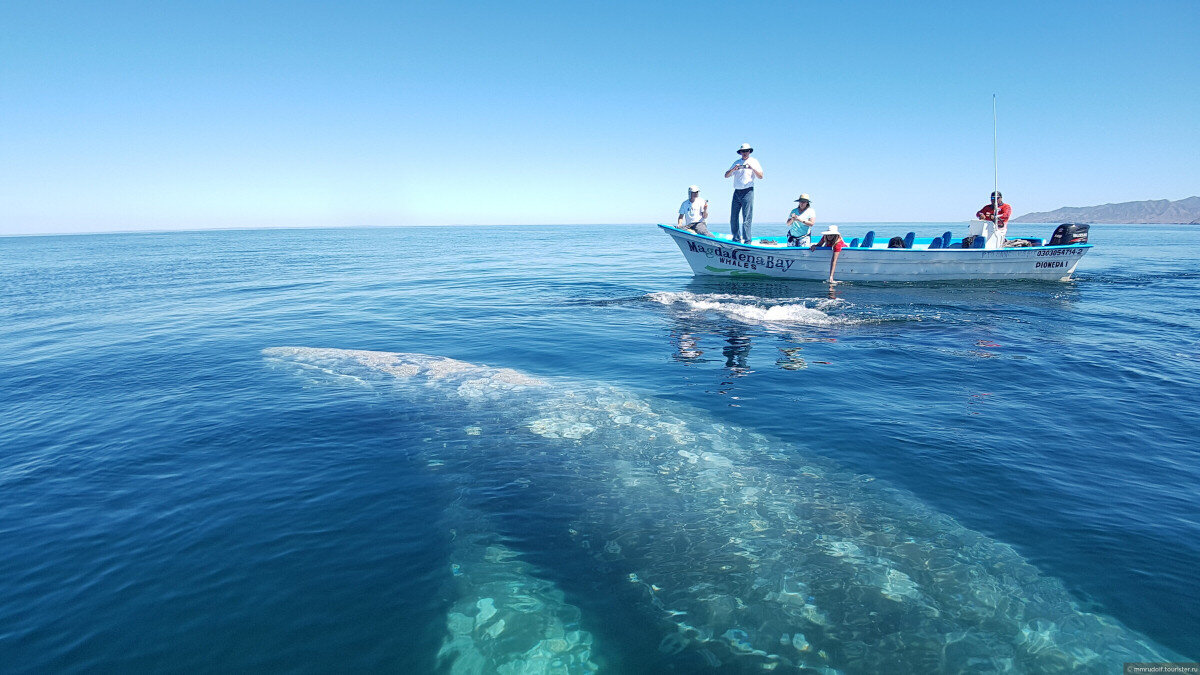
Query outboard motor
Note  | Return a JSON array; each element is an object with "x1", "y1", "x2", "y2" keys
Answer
[{"x1": 1049, "y1": 223, "x2": 1090, "y2": 245}]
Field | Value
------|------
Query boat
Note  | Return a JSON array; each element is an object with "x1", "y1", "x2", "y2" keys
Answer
[{"x1": 658, "y1": 224, "x2": 1092, "y2": 282}]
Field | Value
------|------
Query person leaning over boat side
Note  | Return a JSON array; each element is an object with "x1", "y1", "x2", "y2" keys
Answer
[
  {"x1": 676, "y1": 185, "x2": 713, "y2": 236},
  {"x1": 811, "y1": 225, "x2": 846, "y2": 284},
  {"x1": 786, "y1": 194, "x2": 816, "y2": 246},
  {"x1": 972, "y1": 191, "x2": 1011, "y2": 249},
  {"x1": 724, "y1": 143, "x2": 763, "y2": 244}
]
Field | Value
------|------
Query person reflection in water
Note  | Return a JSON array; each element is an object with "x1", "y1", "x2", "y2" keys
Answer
[
  {"x1": 673, "y1": 332, "x2": 703, "y2": 361},
  {"x1": 776, "y1": 346, "x2": 808, "y2": 370},
  {"x1": 723, "y1": 330, "x2": 753, "y2": 377}
]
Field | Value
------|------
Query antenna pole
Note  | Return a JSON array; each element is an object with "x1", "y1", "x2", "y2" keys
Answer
[{"x1": 992, "y1": 94, "x2": 999, "y2": 204}]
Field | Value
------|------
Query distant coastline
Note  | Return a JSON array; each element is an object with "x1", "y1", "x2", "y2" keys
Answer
[{"x1": 1014, "y1": 196, "x2": 1200, "y2": 224}]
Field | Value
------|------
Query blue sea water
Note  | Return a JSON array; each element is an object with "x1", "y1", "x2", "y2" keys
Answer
[{"x1": 1, "y1": 223, "x2": 1197, "y2": 673}]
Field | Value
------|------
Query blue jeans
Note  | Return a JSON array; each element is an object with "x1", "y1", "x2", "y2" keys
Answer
[{"x1": 730, "y1": 187, "x2": 754, "y2": 243}]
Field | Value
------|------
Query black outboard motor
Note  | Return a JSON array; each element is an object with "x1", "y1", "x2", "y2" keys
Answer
[{"x1": 1049, "y1": 223, "x2": 1090, "y2": 245}]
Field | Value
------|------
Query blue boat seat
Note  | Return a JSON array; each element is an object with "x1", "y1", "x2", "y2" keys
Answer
[
  {"x1": 861, "y1": 231, "x2": 875, "y2": 248},
  {"x1": 942, "y1": 230, "x2": 953, "y2": 245},
  {"x1": 929, "y1": 236, "x2": 943, "y2": 249},
  {"x1": 971, "y1": 234, "x2": 986, "y2": 248},
  {"x1": 849, "y1": 237, "x2": 860, "y2": 248},
  {"x1": 903, "y1": 232, "x2": 915, "y2": 249}
]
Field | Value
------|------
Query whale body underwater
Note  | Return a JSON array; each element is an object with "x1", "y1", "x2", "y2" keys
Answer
[{"x1": 263, "y1": 347, "x2": 1182, "y2": 674}]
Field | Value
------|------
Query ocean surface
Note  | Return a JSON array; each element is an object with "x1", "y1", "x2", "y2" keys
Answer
[{"x1": 1, "y1": 223, "x2": 1197, "y2": 673}]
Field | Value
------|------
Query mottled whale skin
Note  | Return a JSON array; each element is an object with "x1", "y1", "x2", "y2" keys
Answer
[{"x1": 263, "y1": 347, "x2": 1183, "y2": 674}]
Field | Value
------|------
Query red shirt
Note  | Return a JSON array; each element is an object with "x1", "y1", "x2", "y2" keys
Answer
[
  {"x1": 816, "y1": 235, "x2": 845, "y2": 251},
  {"x1": 976, "y1": 202, "x2": 1012, "y2": 226}
]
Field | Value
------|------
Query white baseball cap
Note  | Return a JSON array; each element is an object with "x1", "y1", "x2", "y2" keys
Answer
[{"x1": 688, "y1": 185, "x2": 700, "y2": 193}]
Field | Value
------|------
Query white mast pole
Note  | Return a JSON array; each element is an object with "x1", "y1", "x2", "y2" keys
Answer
[
  {"x1": 993, "y1": 94, "x2": 999, "y2": 208},
  {"x1": 992, "y1": 94, "x2": 1002, "y2": 246}
]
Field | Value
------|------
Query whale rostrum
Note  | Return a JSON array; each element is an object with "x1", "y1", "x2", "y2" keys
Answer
[{"x1": 263, "y1": 347, "x2": 1183, "y2": 673}]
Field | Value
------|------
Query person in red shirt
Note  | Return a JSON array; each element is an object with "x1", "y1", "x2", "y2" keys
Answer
[
  {"x1": 976, "y1": 191, "x2": 1012, "y2": 228},
  {"x1": 811, "y1": 225, "x2": 847, "y2": 283}
]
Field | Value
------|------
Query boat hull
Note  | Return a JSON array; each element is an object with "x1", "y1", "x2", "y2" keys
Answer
[{"x1": 660, "y1": 225, "x2": 1091, "y2": 282}]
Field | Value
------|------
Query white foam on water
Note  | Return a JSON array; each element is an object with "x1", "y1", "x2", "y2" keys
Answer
[{"x1": 646, "y1": 291, "x2": 851, "y2": 327}]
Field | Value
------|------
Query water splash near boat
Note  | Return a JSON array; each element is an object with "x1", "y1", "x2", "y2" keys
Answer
[{"x1": 645, "y1": 291, "x2": 849, "y2": 327}]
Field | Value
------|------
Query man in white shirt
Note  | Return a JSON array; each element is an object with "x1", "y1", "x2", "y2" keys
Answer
[
  {"x1": 676, "y1": 185, "x2": 712, "y2": 236},
  {"x1": 723, "y1": 143, "x2": 764, "y2": 244},
  {"x1": 786, "y1": 194, "x2": 816, "y2": 246}
]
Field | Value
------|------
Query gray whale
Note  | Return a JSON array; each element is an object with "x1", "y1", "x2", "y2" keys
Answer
[{"x1": 263, "y1": 346, "x2": 1183, "y2": 673}]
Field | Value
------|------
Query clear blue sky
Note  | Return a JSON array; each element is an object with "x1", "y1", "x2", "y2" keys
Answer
[{"x1": 2, "y1": 0, "x2": 1197, "y2": 234}]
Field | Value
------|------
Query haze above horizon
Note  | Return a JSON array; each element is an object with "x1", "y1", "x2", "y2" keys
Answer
[{"x1": 2, "y1": 1, "x2": 1197, "y2": 235}]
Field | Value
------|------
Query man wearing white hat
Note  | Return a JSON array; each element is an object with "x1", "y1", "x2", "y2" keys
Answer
[
  {"x1": 723, "y1": 143, "x2": 764, "y2": 244},
  {"x1": 676, "y1": 185, "x2": 712, "y2": 237}
]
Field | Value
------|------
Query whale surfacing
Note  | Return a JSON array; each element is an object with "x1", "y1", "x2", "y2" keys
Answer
[{"x1": 264, "y1": 347, "x2": 1183, "y2": 673}]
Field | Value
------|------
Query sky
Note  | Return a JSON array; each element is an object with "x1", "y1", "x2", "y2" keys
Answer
[{"x1": 1, "y1": 0, "x2": 1197, "y2": 234}]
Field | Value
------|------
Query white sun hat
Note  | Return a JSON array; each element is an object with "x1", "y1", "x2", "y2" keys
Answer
[
  {"x1": 737, "y1": 143, "x2": 753, "y2": 152},
  {"x1": 688, "y1": 185, "x2": 700, "y2": 193},
  {"x1": 821, "y1": 225, "x2": 840, "y2": 236}
]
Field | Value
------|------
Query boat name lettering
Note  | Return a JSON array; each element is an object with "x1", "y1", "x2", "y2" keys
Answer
[
  {"x1": 1037, "y1": 248, "x2": 1084, "y2": 257},
  {"x1": 686, "y1": 241, "x2": 795, "y2": 272},
  {"x1": 1035, "y1": 260, "x2": 1068, "y2": 269}
]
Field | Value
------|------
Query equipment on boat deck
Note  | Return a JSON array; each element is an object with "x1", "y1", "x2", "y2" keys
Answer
[{"x1": 1049, "y1": 223, "x2": 1090, "y2": 246}]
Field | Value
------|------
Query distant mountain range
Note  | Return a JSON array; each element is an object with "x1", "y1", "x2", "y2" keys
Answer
[{"x1": 1013, "y1": 196, "x2": 1200, "y2": 224}]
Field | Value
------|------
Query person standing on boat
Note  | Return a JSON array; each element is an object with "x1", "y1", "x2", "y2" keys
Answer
[
  {"x1": 724, "y1": 143, "x2": 763, "y2": 244},
  {"x1": 811, "y1": 225, "x2": 846, "y2": 284},
  {"x1": 786, "y1": 194, "x2": 816, "y2": 247},
  {"x1": 676, "y1": 185, "x2": 712, "y2": 237},
  {"x1": 972, "y1": 191, "x2": 1011, "y2": 249}
]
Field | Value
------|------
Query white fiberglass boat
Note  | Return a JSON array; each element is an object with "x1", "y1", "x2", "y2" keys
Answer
[{"x1": 659, "y1": 223, "x2": 1092, "y2": 282}]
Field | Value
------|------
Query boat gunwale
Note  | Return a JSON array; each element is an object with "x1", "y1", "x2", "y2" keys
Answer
[{"x1": 656, "y1": 223, "x2": 1095, "y2": 253}]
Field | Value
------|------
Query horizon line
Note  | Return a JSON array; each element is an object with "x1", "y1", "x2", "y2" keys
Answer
[{"x1": 0, "y1": 220, "x2": 1177, "y2": 239}]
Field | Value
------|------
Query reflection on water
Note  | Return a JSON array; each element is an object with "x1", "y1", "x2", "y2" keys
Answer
[
  {"x1": 776, "y1": 347, "x2": 807, "y2": 370},
  {"x1": 651, "y1": 276, "x2": 1084, "y2": 377},
  {"x1": 655, "y1": 280, "x2": 844, "y2": 377},
  {"x1": 671, "y1": 332, "x2": 703, "y2": 361},
  {"x1": 722, "y1": 329, "x2": 753, "y2": 377}
]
